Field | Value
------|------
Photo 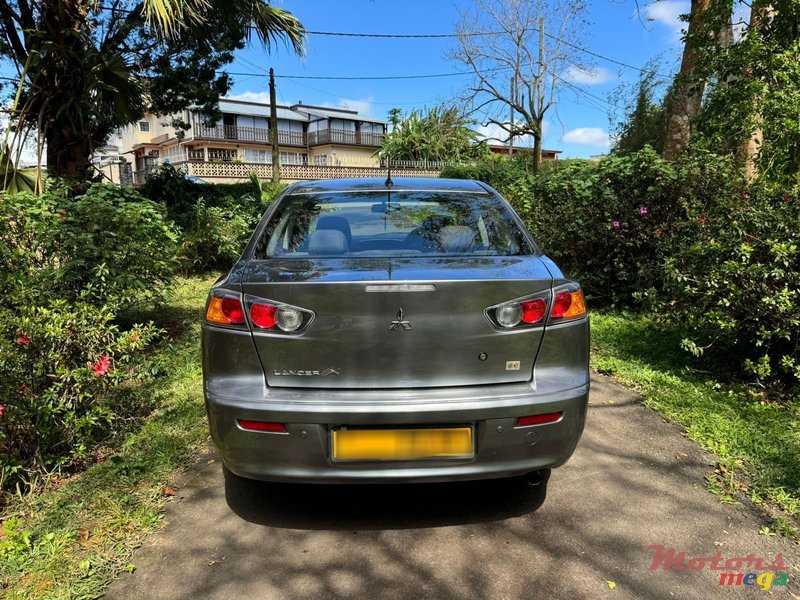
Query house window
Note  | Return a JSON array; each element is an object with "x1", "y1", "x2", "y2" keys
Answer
[
  {"x1": 313, "y1": 155, "x2": 328, "y2": 166},
  {"x1": 281, "y1": 152, "x2": 306, "y2": 165},
  {"x1": 139, "y1": 121, "x2": 150, "y2": 132},
  {"x1": 243, "y1": 148, "x2": 271, "y2": 164}
]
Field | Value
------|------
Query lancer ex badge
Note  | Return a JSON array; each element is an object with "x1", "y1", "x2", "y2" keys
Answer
[{"x1": 388, "y1": 308, "x2": 413, "y2": 331}]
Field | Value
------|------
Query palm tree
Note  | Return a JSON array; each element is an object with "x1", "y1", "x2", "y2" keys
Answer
[{"x1": 0, "y1": 0, "x2": 305, "y2": 185}]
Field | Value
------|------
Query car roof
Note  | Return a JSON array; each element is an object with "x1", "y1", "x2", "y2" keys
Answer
[{"x1": 287, "y1": 177, "x2": 490, "y2": 195}]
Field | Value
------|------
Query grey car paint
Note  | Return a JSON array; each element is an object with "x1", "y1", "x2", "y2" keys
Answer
[{"x1": 202, "y1": 177, "x2": 589, "y2": 484}]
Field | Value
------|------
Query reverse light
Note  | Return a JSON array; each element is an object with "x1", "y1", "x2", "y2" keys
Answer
[
  {"x1": 205, "y1": 295, "x2": 245, "y2": 325},
  {"x1": 491, "y1": 296, "x2": 548, "y2": 329},
  {"x1": 237, "y1": 419, "x2": 287, "y2": 433},
  {"x1": 516, "y1": 412, "x2": 563, "y2": 427},
  {"x1": 496, "y1": 303, "x2": 523, "y2": 328},
  {"x1": 551, "y1": 289, "x2": 586, "y2": 320}
]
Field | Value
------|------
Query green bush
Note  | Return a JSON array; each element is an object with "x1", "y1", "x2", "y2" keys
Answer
[
  {"x1": 658, "y1": 184, "x2": 800, "y2": 382},
  {"x1": 0, "y1": 294, "x2": 162, "y2": 490},
  {"x1": 0, "y1": 184, "x2": 178, "y2": 491},
  {"x1": 0, "y1": 186, "x2": 178, "y2": 310},
  {"x1": 177, "y1": 199, "x2": 252, "y2": 272}
]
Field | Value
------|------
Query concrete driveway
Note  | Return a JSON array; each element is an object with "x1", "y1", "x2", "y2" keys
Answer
[{"x1": 105, "y1": 375, "x2": 799, "y2": 599}]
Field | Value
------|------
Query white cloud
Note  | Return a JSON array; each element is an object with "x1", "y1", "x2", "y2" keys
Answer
[
  {"x1": 564, "y1": 65, "x2": 616, "y2": 85},
  {"x1": 562, "y1": 127, "x2": 610, "y2": 147},
  {"x1": 330, "y1": 97, "x2": 376, "y2": 118},
  {"x1": 642, "y1": 0, "x2": 690, "y2": 38}
]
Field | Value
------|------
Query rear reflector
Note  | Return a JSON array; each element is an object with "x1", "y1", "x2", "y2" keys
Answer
[
  {"x1": 237, "y1": 419, "x2": 287, "y2": 433},
  {"x1": 206, "y1": 295, "x2": 245, "y2": 325},
  {"x1": 516, "y1": 412, "x2": 563, "y2": 427}
]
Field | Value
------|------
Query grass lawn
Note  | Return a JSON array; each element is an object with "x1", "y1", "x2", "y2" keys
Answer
[
  {"x1": 0, "y1": 275, "x2": 216, "y2": 600},
  {"x1": 591, "y1": 312, "x2": 800, "y2": 539}
]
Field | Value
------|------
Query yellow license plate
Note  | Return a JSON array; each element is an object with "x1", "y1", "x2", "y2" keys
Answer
[{"x1": 332, "y1": 427, "x2": 474, "y2": 461}]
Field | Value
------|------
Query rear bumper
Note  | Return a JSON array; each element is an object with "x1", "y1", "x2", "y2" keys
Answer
[{"x1": 205, "y1": 381, "x2": 589, "y2": 483}]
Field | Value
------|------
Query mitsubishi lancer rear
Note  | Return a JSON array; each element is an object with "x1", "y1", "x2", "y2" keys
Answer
[{"x1": 202, "y1": 178, "x2": 589, "y2": 493}]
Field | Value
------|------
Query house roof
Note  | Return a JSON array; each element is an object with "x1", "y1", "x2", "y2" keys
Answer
[{"x1": 213, "y1": 98, "x2": 384, "y2": 124}]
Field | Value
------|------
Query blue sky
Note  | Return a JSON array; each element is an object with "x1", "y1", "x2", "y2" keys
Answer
[{"x1": 228, "y1": 0, "x2": 692, "y2": 158}]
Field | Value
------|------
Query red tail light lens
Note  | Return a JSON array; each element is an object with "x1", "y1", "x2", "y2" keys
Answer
[
  {"x1": 237, "y1": 419, "x2": 287, "y2": 433},
  {"x1": 206, "y1": 295, "x2": 245, "y2": 325},
  {"x1": 250, "y1": 303, "x2": 278, "y2": 328},
  {"x1": 551, "y1": 291, "x2": 573, "y2": 318},
  {"x1": 521, "y1": 298, "x2": 547, "y2": 324},
  {"x1": 516, "y1": 412, "x2": 563, "y2": 427}
]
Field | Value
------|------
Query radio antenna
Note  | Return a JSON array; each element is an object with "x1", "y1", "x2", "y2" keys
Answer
[{"x1": 385, "y1": 156, "x2": 393, "y2": 188}]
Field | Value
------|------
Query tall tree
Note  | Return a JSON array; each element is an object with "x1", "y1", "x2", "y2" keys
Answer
[
  {"x1": 380, "y1": 105, "x2": 486, "y2": 162},
  {"x1": 0, "y1": 0, "x2": 304, "y2": 183},
  {"x1": 449, "y1": 0, "x2": 589, "y2": 173},
  {"x1": 609, "y1": 63, "x2": 667, "y2": 155}
]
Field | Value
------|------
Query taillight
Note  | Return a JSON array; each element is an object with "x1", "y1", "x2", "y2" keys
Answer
[
  {"x1": 488, "y1": 295, "x2": 548, "y2": 329},
  {"x1": 550, "y1": 289, "x2": 586, "y2": 320},
  {"x1": 248, "y1": 299, "x2": 313, "y2": 333},
  {"x1": 206, "y1": 294, "x2": 245, "y2": 326}
]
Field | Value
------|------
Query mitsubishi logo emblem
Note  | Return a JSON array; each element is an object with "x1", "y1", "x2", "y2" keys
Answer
[{"x1": 388, "y1": 308, "x2": 413, "y2": 331}]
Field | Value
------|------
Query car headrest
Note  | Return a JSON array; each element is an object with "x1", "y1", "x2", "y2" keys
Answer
[
  {"x1": 316, "y1": 216, "x2": 352, "y2": 244},
  {"x1": 439, "y1": 225, "x2": 476, "y2": 253},
  {"x1": 308, "y1": 229, "x2": 349, "y2": 255}
]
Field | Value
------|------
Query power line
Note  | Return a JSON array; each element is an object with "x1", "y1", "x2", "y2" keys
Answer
[{"x1": 221, "y1": 67, "x2": 510, "y2": 81}]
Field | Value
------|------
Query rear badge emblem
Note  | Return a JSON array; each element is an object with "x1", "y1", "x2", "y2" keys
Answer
[
  {"x1": 273, "y1": 368, "x2": 340, "y2": 377},
  {"x1": 388, "y1": 308, "x2": 413, "y2": 331}
]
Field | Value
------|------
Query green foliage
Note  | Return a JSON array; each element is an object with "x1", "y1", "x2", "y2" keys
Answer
[
  {"x1": 140, "y1": 165, "x2": 286, "y2": 273},
  {"x1": 610, "y1": 64, "x2": 668, "y2": 156},
  {"x1": 0, "y1": 300, "x2": 161, "y2": 490},
  {"x1": 0, "y1": 186, "x2": 178, "y2": 311},
  {"x1": 381, "y1": 105, "x2": 487, "y2": 162},
  {"x1": 659, "y1": 183, "x2": 800, "y2": 382},
  {"x1": 0, "y1": 184, "x2": 180, "y2": 491},
  {"x1": 177, "y1": 199, "x2": 252, "y2": 272}
]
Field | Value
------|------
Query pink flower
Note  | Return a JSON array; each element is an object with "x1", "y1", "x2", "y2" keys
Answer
[
  {"x1": 90, "y1": 354, "x2": 112, "y2": 377},
  {"x1": 16, "y1": 333, "x2": 31, "y2": 348},
  {"x1": 743, "y1": 192, "x2": 751, "y2": 200},
  {"x1": 639, "y1": 206, "x2": 648, "y2": 215},
  {"x1": 19, "y1": 384, "x2": 29, "y2": 395},
  {"x1": 0, "y1": 404, "x2": 5, "y2": 417},
  {"x1": 612, "y1": 221, "x2": 620, "y2": 229},
  {"x1": 697, "y1": 214, "x2": 707, "y2": 223}
]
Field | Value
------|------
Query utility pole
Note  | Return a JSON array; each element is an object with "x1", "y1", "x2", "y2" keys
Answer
[
  {"x1": 269, "y1": 67, "x2": 280, "y2": 183},
  {"x1": 509, "y1": 75, "x2": 515, "y2": 157},
  {"x1": 533, "y1": 16, "x2": 545, "y2": 173}
]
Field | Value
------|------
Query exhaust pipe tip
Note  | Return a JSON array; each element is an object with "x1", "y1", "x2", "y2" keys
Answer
[{"x1": 525, "y1": 468, "x2": 551, "y2": 487}]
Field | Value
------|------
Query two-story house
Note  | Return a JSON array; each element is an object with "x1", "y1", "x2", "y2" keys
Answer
[{"x1": 119, "y1": 98, "x2": 387, "y2": 184}]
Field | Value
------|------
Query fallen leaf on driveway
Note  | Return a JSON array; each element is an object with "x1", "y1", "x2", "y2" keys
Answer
[
  {"x1": 605, "y1": 580, "x2": 617, "y2": 590},
  {"x1": 162, "y1": 486, "x2": 175, "y2": 497}
]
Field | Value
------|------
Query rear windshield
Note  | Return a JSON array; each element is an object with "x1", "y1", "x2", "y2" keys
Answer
[{"x1": 254, "y1": 191, "x2": 533, "y2": 258}]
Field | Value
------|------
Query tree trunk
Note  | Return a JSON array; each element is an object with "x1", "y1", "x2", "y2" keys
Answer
[
  {"x1": 662, "y1": 0, "x2": 713, "y2": 160},
  {"x1": 36, "y1": 1, "x2": 94, "y2": 184},
  {"x1": 532, "y1": 120, "x2": 543, "y2": 173}
]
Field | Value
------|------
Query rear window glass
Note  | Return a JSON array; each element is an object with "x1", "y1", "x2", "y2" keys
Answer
[{"x1": 254, "y1": 191, "x2": 533, "y2": 258}]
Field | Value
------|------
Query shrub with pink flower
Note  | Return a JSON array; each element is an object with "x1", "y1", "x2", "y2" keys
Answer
[
  {"x1": 16, "y1": 333, "x2": 31, "y2": 348},
  {"x1": 639, "y1": 206, "x2": 648, "y2": 215},
  {"x1": 90, "y1": 353, "x2": 112, "y2": 376},
  {"x1": 612, "y1": 221, "x2": 621, "y2": 229}
]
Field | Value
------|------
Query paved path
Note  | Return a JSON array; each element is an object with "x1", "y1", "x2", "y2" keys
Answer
[{"x1": 105, "y1": 375, "x2": 799, "y2": 599}]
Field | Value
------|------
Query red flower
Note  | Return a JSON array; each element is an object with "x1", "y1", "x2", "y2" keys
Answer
[
  {"x1": 57, "y1": 211, "x2": 67, "y2": 219},
  {"x1": 16, "y1": 333, "x2": 31, "y2": 348},
  {"x1": 0, "y1": 404, "x2": 5, "y2": 417},
  {"x1": 697, "y1": 214, "x2": 707, "y2": 223},
  {"x1": 90, "y1": 354, "x2": 112, "y2": 376},
  {"x1": 19, "y1": 384, "x2": 29, "y2": 395},
  {"x1": 783, "y1": 194, "x2": 791, "y2": 202}
]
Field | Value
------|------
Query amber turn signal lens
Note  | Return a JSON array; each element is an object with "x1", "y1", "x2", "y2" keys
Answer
[
  {"x1": 563, "y1": 290, "x2": 586, "y2": 319},
  {"x1": 206, "y1": 296, "x2": 245, "y2": 325}
]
